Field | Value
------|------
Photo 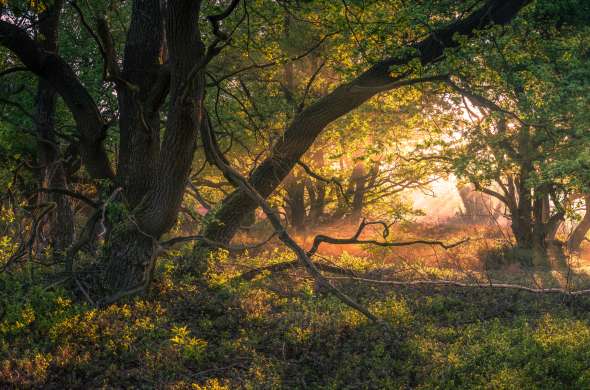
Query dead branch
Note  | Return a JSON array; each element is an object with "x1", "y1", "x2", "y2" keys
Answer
[
  {"x1": 237, "y1": 259, "x2": 356, "y2": 281},
  {"x1": 326, "y1": 276, "x2": 590, "y2": 296},
  {"x1": 1, "y1": 202, "x2": 55, "y2": 272},
  {"x1": 308, "y1": 218, "x2": 469, "y2": 256},
  {"x1": 201, "y1": 110, "x2": 381, "y2": 323}
]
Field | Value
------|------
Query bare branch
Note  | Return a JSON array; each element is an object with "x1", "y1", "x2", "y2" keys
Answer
[
  {"x1": 29, "y1": 187, "x2": 100, "y2": 208},
  {"x1": 207, "y1": 0, "x2": 241, "y2": 41},
  {"x1": 326, "y1": 277, "x2": 590, "y2": 296},
  {"x1": 308, "y1": 219, "x2": 469, "y2": 256},
  {"x1": 159, "y1": 232, "x2": 276, "y2": 252},
  {"x1": 200, "y1": 111, "x2": 381, "y2": 323}
]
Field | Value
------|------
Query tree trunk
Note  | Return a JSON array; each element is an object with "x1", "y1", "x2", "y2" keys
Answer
[
  {"x1": 34, "y1": 0, "x2": 75, "y2": 262},
  {"x1": 531, "y1": 195, "x2": 549, "y2": 264},
  {"x1": 568, "y1": 196, "x2": 590, "y2": 252},
  {"x1": 284, "y1": 174, "x2": 306, "y2": 232},
  {"x1": 102, "y1": 0, "x2": 205, "y2": 295},
  {"x1": 102, "y1": 222, "x2": 156, "y2": 295},
  {"x1": 349, "y1": 162, "x2": 366, "y2": 224},
  {"x1": 116, "y1": 0, "x2": 164, "y2": 206},
  {"x1": 307, "y1": 179, "x2": 326, "y2": 226}
]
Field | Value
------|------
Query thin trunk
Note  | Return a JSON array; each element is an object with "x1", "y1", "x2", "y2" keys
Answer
[
  {"x1": 307, "y1": 179, "x2": 326, "y2": 225},
  {"x1": 568, "y1": 196, "x2": 590, "y2": 252},
  {"x1": 35, "y1": 0, "x2": 75, "y2": 262},
  {"x1": 284, "y1": 174, "x2": 306, "y2": 232},
  {"x1": 532, "y1": 194, "x2": 548, "y2": 263},
  {"x1": 349, "y1": 162, "x2": 365, "y2": 223}
]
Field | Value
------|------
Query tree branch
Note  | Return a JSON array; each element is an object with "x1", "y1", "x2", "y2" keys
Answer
[
  {"x1": 200, "y1": 109, "x2": 382, "y2": 324},
  {"x1": 0, "y1": 20, "x2": 114, "y2": 180},
  {"x1": 307, "y1": 218, "x2": 469, "y2": 257}
]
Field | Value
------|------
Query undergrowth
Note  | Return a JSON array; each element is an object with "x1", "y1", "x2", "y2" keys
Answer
[{"x1": 2, "y1": 249, "x2": 590, "y2": 389}]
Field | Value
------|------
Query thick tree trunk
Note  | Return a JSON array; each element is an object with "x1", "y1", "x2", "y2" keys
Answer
[
  {"x1": 202, "y1": 0, "x2": 530, "y2": 246},
  {"x1": 102, "y1": 222, "x2": 156, "y2": 295},
  {"x1": 102, "y1": 0, "x2": 205, "y2": 295},
  {"x1": 512, "y1": 217, "x2": 533, "y2": 250},
  {"x1": 116, "y1": 0, "x2": 164, "y2": 205}
]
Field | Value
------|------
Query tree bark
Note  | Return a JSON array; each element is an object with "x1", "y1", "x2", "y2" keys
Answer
[
  {"x1": 116, "y1": 0, "x2": 164, "y2": 205},
  {"x1": 101, "y1": 0, "x2": 205, "y2": 295},
  {"x1": 202, "y1": 0, "x2": 531, "y2": 246},
  {"x1": 284, "y1": 173, "x2": 306, "y2": 232},
  {"x1": 568, "y1": 196, "x2": 590, "y2": 252},
  {"x1": 34, "y1": 0, "x2": 75, "y2": 262},
  {"x1": 307, "y1": 178, "x2": 326, "y2": 226}
]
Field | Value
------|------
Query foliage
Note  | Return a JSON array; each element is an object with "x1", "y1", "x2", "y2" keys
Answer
[{"x1": 3, "y1": 251, "x2": 590, "y2": 388}]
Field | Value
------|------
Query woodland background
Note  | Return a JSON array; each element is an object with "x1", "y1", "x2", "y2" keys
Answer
[{"x1": 1, "y1": 0, "x2": 590, "y2": 388}]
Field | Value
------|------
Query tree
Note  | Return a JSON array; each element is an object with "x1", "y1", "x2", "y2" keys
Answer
[
  {"x1": 33, "y1": 0, "x2": 75, "y2": 263},
  {"x1": 0, "y1": 0, "x2": 531, "y2": 300},
  {"x1": 201, "y1": 0, "x2": 531, "y2": 248},
  {"x1": 424, "y1": 5, "x2": 590, "y2": 261},
  {"x1": 1, "y1": 0, "x2": 209, "y2": 298}
]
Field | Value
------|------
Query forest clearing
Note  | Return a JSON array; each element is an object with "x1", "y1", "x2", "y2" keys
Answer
[{"x1": 1, "y1": 0, "x2": 590, "y2": 388}]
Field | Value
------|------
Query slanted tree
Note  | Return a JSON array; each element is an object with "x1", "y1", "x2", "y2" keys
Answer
[{"x1": 201, "y1": 0, "x2": 531, "y2": 248}]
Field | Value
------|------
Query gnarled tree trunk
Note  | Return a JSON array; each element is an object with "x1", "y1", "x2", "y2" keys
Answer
[{"x1": 101, "y1": 0, "x2": 205, "y2": 296}]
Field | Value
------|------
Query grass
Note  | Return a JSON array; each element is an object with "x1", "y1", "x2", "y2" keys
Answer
[{"x1": 2, "y1": 244, "x2": 590, "y2": 389}]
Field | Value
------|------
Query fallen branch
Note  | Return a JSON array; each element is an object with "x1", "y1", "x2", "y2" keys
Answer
[
  {"x1": 308, "y1": 218, "x2": 469, "y2": 256},
  {"x1": 159, "y1": 232, "x2": 276, "y2": 253},
  {"x1": 237, "y1": 259, "x2": 356, "y2": 281},
  {"x1": 326, "y1": 276, "x2": 590, "y2": 296}
]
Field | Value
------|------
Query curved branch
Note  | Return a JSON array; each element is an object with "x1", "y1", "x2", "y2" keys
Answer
[
  {"x1": 29, "y1": 187, "x2": 100, "y2": 208},
  {"x1": 159, "y1": 232, "x2": 276, "y2": 252},
  {"x1": 308, "y1": 219, "x2": 469, "y2": 256},
  {"x1": 207, "y1": 0, "x2": 241, "y2": 40},
  {"x1": 0, "y1": 20, "x2": 114, "y2": 180}
]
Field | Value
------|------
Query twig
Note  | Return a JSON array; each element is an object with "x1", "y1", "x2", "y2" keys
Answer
[{"x1": 75, "y1": 277, "x2": 96, "y2": 306}]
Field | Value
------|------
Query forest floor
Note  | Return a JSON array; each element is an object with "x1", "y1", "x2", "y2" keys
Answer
[{"x1": 2, "y1": 221, "x2": 590, "y2": 389}]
